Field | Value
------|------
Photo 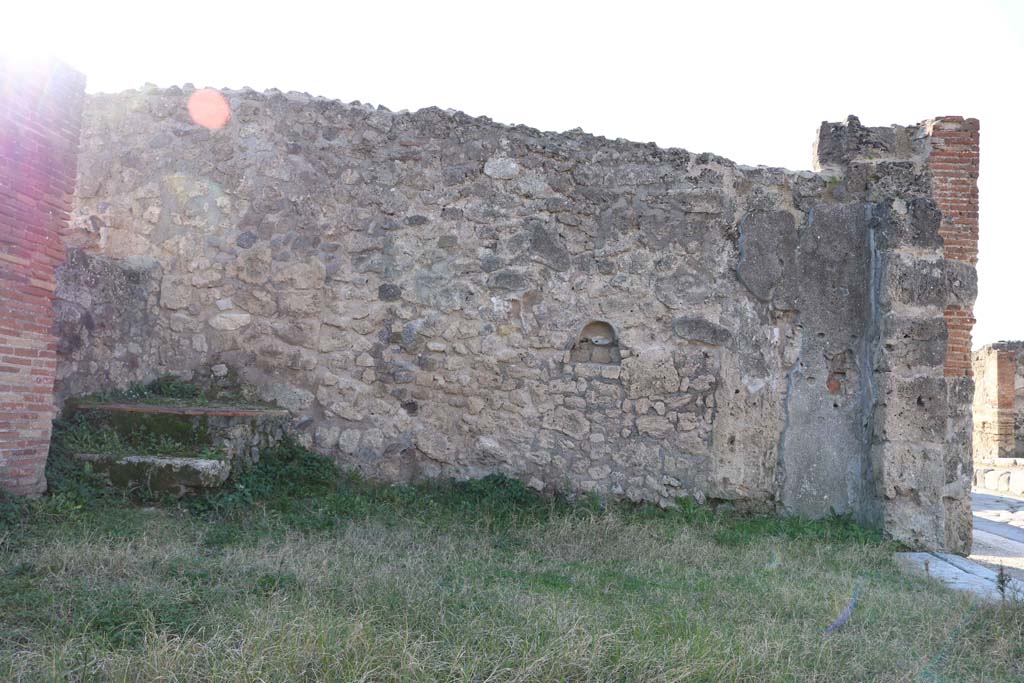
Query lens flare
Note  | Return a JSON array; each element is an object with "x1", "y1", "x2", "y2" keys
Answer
[{"x1": 187, "y1": 88, "x2": 231, "y2": 129}]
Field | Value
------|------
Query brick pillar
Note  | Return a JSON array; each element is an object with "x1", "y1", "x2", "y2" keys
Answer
[
  {"x1": 928, "y1": 117, "x2": 980, "y2": 377},
  {"x1": 929, "y1": 117, "x2": 980, "y2": 552},
  {"x1": 0, "y1": 58, "x2": 86, "y2": 495}
]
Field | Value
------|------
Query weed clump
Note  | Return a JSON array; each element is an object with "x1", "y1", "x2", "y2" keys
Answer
[{"x1": 195, "y1": 436, "x2": 341, "y2": 513}]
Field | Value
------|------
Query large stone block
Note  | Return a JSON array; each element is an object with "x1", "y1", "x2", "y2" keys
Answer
[
  {"x1": 736, "y1": 209, "x2": 797, "y2": 305},
  {"x1": 876, "y1": 443, "x2": 945, "y2": 500},
  {"x1": 813, "y1": 115, "x2": 909, "y2": 169},
  {"x1": 879, "y1": 255, "x2": 977, "y2": 309},
  {"x1": 872, "y1": 198, "x2": 944, "y2": 252},
  {"x1": 877, "y1": 315, "x2": 947, "y2": 371},
  {"x1": 874, "y1": 374, "x2": 948, "y2": 443}
]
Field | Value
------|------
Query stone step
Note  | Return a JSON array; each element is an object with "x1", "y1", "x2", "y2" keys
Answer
[
  {"x1": 72, "y1": 402, "x2": 289, "y2": 463},
  {"x1": 76, "y1": 402, "x2": 290, "y2": 417},
  {"x1": 75, "y1": 452, "x2": 231, "y2": 497}
]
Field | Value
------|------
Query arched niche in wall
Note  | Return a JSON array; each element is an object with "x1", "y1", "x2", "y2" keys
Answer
[{"x1": 570, "y1": 320, "x2": 620, "y2": 364}]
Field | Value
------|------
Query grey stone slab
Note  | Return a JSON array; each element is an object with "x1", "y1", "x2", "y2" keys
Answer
[
  {"x1": 936, "y1": 552, "x2": 998, "y2": 581},
  {"x1": 895, "y1": 552, "x2": 1024, "y2": 602}
]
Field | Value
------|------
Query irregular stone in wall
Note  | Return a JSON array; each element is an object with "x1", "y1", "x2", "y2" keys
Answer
[
  {"x1": 621, "y1": 347, "x2": 681, "y2": 399},
  {"x1": 209, "y1": 312, "x2": 252, "y2": 331},
  {"x1": 378, "y1": 283, "x2": 402, "y2": 301},
  {"x1": 636, "y1": 415, "x2": 675, "y2": 438},
  {"x1": 542, "y1": 406, "x2": 590, "y2": 440},
  {"x1": 272, "y1": 319, "x2": 320, "y2": 349},
  {"x1": 271, "y1": 260, "x2": 326, "y2": 290},
  {"x1": 236, "y1": 246, "x2": 273, "y2": 284},
  {"x1": 278, "y1": 290, "x2": 322, "y2": 316},
  {"x1": 483, "y1": 156, "x2": 519, "y2": 179},
  {"x1": 528, "y1": 221, "x2": 571, "y2": 272},
  {"x1": 672, "y1": 316, "x2": 732, "y2": 346},
  {"x1": 415, "y1": 430, "x2": 455, "y2": 464},
  {"x1": 260, "y1": 383, "x2": 315, "y2": 412},
  {"x1": 487, "y1": 270, "x2": 528, "y2": 292},
  {"x1": 159, "y1": 273, "x2": 192, "y2": 310}
]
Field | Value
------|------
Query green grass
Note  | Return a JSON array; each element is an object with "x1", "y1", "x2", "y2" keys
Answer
[{"x1": 0, "y1": 443, "x2": 1021, "y2": 681}]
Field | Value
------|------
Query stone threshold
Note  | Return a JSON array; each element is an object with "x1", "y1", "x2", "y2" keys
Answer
[
  {"x1": 895, "y1": 551, "x2": 1024, "y2": 603},
  {"x1": 76, "y1": 402, "x2": 291, "y2": 418}
]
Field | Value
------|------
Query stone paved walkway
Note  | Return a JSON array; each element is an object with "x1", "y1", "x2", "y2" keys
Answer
[
  {"x1": 970, "y1": 490, "x2": 1024, "y2": 583},
  {"x1": 894, "y1": 491, "x2": 1024, "y2": 602}
]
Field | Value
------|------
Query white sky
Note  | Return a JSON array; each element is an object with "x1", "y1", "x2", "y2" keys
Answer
[{"x1": 8, "y1": 0, "x2": 1023, "y2": 348}]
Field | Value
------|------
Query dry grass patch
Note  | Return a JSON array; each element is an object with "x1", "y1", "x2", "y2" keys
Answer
[{"x1": 1, "y1": 442, "x2": 1022, "y2": 681}]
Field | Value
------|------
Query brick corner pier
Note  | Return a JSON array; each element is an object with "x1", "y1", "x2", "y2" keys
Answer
[{"x1": 0, "y1": 57, "x2": 86, "y2": 494}]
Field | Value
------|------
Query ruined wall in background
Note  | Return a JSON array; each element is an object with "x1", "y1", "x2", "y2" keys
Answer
[
  {"x1": 973, "y1": 342, "x2": 1024, "y2": 463},
  {"x1": 0, "y1": 58, "x2": 85, "y2": 495},
  {"x1": 54, "y1": 86, "x2": 978, "y2": 550},
  {"x1": 1016, "y1": 353, "x2": 1024, "y2": 457}
]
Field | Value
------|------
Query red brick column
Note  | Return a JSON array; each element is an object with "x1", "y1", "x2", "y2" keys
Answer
[
  {"x1": 0, "y1": 58, "x2": 85, "y2": 495},
  {"x1": 927, "y1": 117, "x2": 980, "y2": 378}
]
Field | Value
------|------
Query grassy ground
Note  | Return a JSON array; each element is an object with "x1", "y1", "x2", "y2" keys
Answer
[{"x1": 1, "y1": 443, "x2": 1022, "y2": 682}]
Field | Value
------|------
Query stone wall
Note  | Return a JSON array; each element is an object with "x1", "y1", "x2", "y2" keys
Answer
[
  {"x1": 864, "y1": 117, "x2": 979, "y2": 552},
  {"x1": 973, "y1": 342, "x2": 1024, "y2": 462},
  {"x1": 0, "y1": 58, "x2": 85, "y2": 495},
  {"x1": 53, "y1": 86, "x2": 978, "y2": 550}
]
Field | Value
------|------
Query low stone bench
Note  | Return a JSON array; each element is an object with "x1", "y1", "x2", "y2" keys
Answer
[{"x1": 71, "y1": 402, "x2": 291, "y2": 464}]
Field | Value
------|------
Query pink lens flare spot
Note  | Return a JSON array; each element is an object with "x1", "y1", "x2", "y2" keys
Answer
[{"x1": 187, "y1": 88, "x2": 231, "y2": 129}]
